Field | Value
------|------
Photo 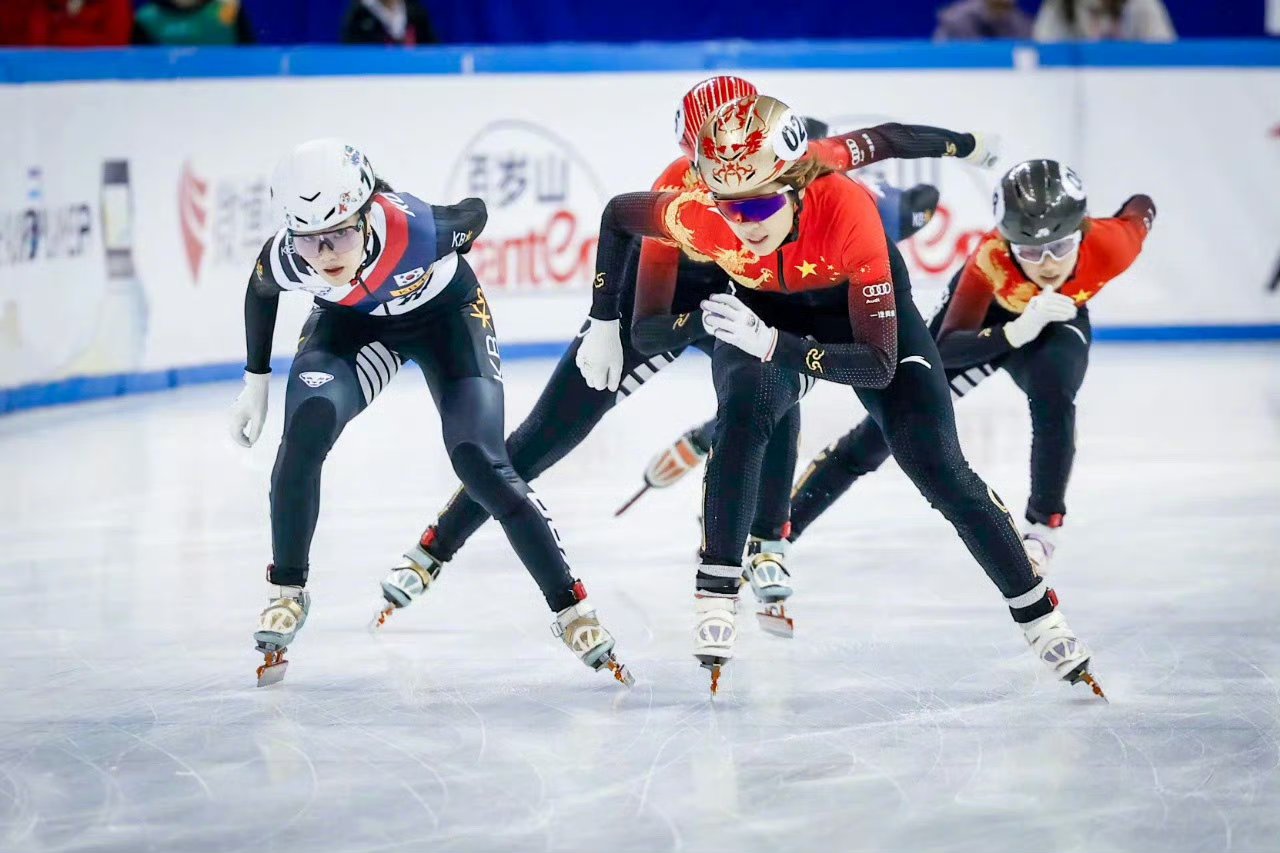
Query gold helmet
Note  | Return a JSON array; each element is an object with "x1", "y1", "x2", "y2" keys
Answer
[{"x1": 695, "y1": 94, "x2": 809, "y2": 197}]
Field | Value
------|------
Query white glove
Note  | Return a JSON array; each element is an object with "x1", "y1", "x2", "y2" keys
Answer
[
  {"x1": 575, "y1": 317, "x2": 624, "y2": 392},
  {"x1": 963, "y1": 132, "x2": 1002, "y2": 169},
  {"x1": 229, "y1": 371, "x2": 270, "y2": 447},
  {"x1": 700, "y1": 293, "x2": 778, "y2": 361},
  {"x1": 1003, "y1": 291, "x2": 1078, "y2": 348}
]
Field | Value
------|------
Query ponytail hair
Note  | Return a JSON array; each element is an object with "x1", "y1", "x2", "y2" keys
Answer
[{"x1": 778, "y1": 157, "x2": 834, "y2": 192}]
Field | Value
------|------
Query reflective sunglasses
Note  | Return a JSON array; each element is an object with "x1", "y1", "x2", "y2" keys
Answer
[
  {"x1": 291, "y1": 224, "x2": 363, "y2": 259},
  {"x1": 1009, "y1": 230, "x2": 1082, "y2": 264},
  {"x1": 713, "y1": 190, "x2": 792, "y2": 224}
]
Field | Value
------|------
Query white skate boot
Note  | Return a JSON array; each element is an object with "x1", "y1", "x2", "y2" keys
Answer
[
  {"x1": 552, "y1": 592, "x2": 633, "y2": 686},
  {"x1": 743, "y1": 537, "x2": 794, "y2": 637},
  {"x1": 1021, "y1": 609, "x2": 1106, "y2": 699},
  {"x1": 1022, "y1": 514, "x2": 1063, "y2": 576},
  {"x1": 370, "y1": 531, "x2": 447, "y2": 631},
  {"x1": 694, "y1": 592, "x2": 738, "y2": 694},
  {"x1": 253, "y1": 584, "x2": 311, "y2": 687}
]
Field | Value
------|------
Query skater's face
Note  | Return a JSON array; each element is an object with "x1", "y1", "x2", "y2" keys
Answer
[
  {"x1": 714, "y1": 181, "x2": 796, "y2": 256},
  {"x1": 1020, "y1": 244, "x2": 1080, "y2": 290},
  {"x1": 292, "y1": 213, "x2": 366, "y2": 285}
]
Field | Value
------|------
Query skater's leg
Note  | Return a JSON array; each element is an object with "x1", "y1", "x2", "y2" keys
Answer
[
  {"x1": 700, "y1": 344, "x2": 801, "y2": 582},
  {"x1": 427, "y1": 324, "x2": 685, "y2": 560},
  {"x1": 255, "y1": 310, "x2": 393, "y2": 681},
  {"x1": 269, "y1": 310, "x2": 388, "y2": 587},
  {"x1": 1003, "y1": 309, "x2": 1092, "y2": 525},
  {"x1": 749, "y1": 403, "x2": 799, "y2": 541},
  {"x1": 693, "y1": 344, "x2": 800, "y2": 680},
  {"x1": 401, "y1": 286, "x2": 631, "y2": 680},
  {"x1": 855, "y1": 296, "x2": 1041, "y2": 603},
  {"x1": 1001, "y1": 309, "x2": 1091, "y2": 572}
]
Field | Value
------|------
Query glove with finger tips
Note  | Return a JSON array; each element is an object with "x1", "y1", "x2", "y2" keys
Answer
[
  {"x1": 575, "y1": 317, "x2": 625, "y2": 392},
  {"x1": 1003, "y1": 290, "x2": 1078, "y2": 348},
  {"x1": 700, "y1": 293, "x2": 778, "y2": 362},
  {"x1": 229, "y1": 371, "x2": 270, "y2": 448}
]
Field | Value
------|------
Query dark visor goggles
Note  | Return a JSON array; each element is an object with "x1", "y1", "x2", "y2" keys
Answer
[{"x1": 713, "y1": 190, "x2": 791, "y2": 224}]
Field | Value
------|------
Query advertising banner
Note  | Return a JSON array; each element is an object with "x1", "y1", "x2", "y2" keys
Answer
[{"x1": 2, "y1": 62, "x2": 1278, "y2": 401}]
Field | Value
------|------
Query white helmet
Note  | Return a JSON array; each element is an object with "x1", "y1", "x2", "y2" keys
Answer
[{"x1": 271, "y1": 139, "x2": 376, "y2": 234}]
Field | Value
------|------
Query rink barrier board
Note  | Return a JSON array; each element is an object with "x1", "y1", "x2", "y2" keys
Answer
[
  {"x1": 3, "y1": 40, "x2": 1280, "y2": 82},
  {"x1": 4, "y1": 40, "x2": 1280, "y2": 416},
  {"x1": 3, "y1": 326, "x2": 1277, "y2": 416}
]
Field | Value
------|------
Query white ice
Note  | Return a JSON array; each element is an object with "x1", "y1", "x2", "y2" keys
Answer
[{"x1": 1, "y1": 344, "x2": 1278, "y2": 853}]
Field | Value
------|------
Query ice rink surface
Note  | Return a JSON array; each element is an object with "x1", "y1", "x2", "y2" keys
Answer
[{"x1": 1, "y1": 343, "x2": 1278, "y2": 853}]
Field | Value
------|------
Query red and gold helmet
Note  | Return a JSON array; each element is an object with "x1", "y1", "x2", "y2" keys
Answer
[
  {"x1": 695, "y1": 94, "x2": 809, "y2": 197},
  {"x1": 675, "y1": 75, "x2": 758, "y2": 160}
]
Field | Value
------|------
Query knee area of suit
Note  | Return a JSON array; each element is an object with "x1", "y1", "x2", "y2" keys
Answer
[
  {"x1": 449, "y1": 442, "x2": 522, "y2": 510},
  {"x1": 717, "y1": 392, "x2": 789, "y2": 441},
  {"x1": 282, "y1": 397, "x2": 340, "y2": 456}
]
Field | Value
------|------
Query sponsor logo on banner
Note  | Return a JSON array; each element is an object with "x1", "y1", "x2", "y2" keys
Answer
[
  {"x1": 0, "y1": 167, "x2": 93, "y2": 268},
  {"x1": 179, "y1": 161, "x2": 274, "y2": 283},
  {"x1": 444, "y1": 120, "x2": 609, "y2": 290}
]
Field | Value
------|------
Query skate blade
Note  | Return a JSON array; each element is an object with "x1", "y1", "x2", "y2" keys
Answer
[
  {"x1": 604, "y1": 656, "x2": 635, "y2": 688},
  {"x1": 1076, "y1": 671, "x2": 1108, "y2": 702},
  {"x1": 255, "y1": 651, "x2": 289, "y2": 687},
  {"x1": 696, "y1": 657, "x2": 727, "y2": 695},
  {"x1": 368, "y1": 603, "x2": 396, "y2": 633},
  {"x1": 613, "y1": 482, "x2": 651, "y2": 517},
  {"x1": 1065, "y1": 660, "x2": 1108, "y2": 702},
  {"x1": 756, "y1": 605, "x2": 794, "y2": 638}
]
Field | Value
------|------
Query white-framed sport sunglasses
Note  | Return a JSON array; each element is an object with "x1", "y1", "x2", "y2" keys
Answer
[{"x1": 1010, "y1": 230, "x2": 1082, "y2": 264}]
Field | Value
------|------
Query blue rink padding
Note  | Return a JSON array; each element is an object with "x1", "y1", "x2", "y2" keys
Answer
[
  {"x1": 2, "y1": 328, "x2": 1277, "y2": 416},
  {"x1": 2, "y1": 40, "x2": 1279, "y2": 82}
]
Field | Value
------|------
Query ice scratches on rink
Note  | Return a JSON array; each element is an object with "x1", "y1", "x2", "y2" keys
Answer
[{"x1": 0, "y1": 345, "x2": 1278, "y2": 852}]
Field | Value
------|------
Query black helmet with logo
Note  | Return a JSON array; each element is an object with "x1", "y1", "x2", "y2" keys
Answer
[{"x1": 993, "y1": 159, "x2": 1087, "y2": 245}]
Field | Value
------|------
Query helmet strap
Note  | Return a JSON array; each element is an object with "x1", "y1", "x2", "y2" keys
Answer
[
  {"x1": 350, "y1": 211, "x2": 376, "y2": 284},
  {"x1": 781, "y1": 190, "x2": 803, "y2": 247}
]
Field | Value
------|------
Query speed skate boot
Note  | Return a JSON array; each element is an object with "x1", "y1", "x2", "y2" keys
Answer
[
  {"x1": 253, "y1": 580, "x2": 311, "y2": 687},
  {"x1": 694, "y1": 587, "x2": 739, "y2": 695},
  {"x1": 370, "y1": 527, "x2": 447, "y2": 630},
  {"x1": 552, "y1": 581, "x2": 633, "y2": 686},
  {"x1": 743, "y1": 535, "x2": 794, "y2": 637},
  {"x1": 1022, "y1": 514, "x2": 1063, "y2": 576},
  {"x1": 614, "y1": 426, "x2": 710, "y2": 516},
  {"x1": 1006, "y1": 580, "x2": 1106, "y2": 700}
]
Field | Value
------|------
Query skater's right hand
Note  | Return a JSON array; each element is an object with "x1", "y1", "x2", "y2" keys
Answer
[
  {"x1": 962, "y1": 132, "x2": 1002, "y2": 169},
  {"x1": 1003, "y1": 291, "x2": 1077, "y2": 348},
  {"x1": 229, "y1": 370, "x2": 270, "y2": 447},
  {"x1": 575, "y1": 317, "x2": 624, "y2": 392}
]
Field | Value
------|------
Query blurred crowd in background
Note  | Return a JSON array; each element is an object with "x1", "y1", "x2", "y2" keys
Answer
[{"x1": 0, "y1": 0, "x2": 1264, "y2": 47}]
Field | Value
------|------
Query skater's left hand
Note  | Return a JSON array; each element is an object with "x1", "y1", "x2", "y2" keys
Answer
[
  {"x1": 701, "y1": 293, "x2": 778, "y2": 361},
  {"x1": 575, "y1": 317, "x2": 625, "y2": 392},
  {"x1": 229, "y1": 371, "x2": 270, "y2": 447},
  {"x1": 963, "y1": 132, "x2": 1001, "y2": 169}
]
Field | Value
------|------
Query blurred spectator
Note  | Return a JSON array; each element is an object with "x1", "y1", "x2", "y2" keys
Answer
[
  {"x1": 0, "y1": 0, "x2": 133, "y2": 46},
  {"x1": 1034, "y1": 0, "x2": 1176, "y2": 41},
  {"x1": 934, "y1": 0, "x2": 1032, "y2": 41},
  {"x1": 342, "y1": 0, "x2": 438, "y2": 45},
  {"x1": 132, "y1": 0, "x2": 255, "y2": 45}
]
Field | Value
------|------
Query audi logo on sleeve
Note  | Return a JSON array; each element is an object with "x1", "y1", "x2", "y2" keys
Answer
[{"x1": 862, "y1": 282, "x2": 892, "y2": 298}]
